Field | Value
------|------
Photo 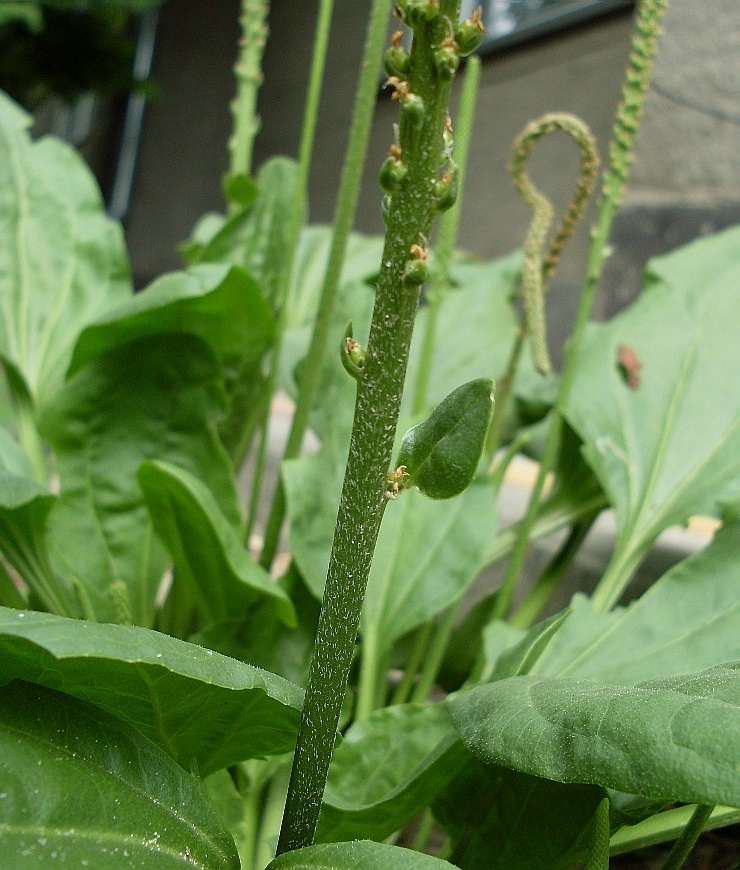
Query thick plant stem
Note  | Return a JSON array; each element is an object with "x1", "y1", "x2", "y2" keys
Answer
[
  {"x1": 228, "y1": 0, "x2": 269, "y2": 181},
  {"x1": 413, "y1": 54, "x2": 481, "y2": 414},
  {"x1": 492, "y1": 0, "x2": 669, "y2": 620},
  {"x1": 245, "y1": 0, "x2": 335, "y2": 537},
  {"x1": 657, "y1": 805, "x2": 715, "y2": 870},
  {"x1": 260, "y1": 0, "x2": 394, "y2": 569},
  {"x1": 277, "y1": 2, "x2": 462, "y2": 852}
]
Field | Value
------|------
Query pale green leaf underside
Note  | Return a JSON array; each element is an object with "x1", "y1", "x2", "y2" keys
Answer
[
  {"x1": 0, "y1": 680, "x2": 239, "y2": 869},
  {"x1": 138, "y1": 460, "x2": 295, "y2": 626},
  {"x1": 40, "y1": 334, "x2": 238, "y2": 626},
  {"x1": 450, "y1": 663, "x2": 740, "y2": 807},
  {"x1": 0, "y1": 607, "x2": 302, "y2": 775},
  {"x1": 565, "y1": 227, "x2": 740, "y2": 575},
  {"x1": 69, "y1": 262, "x2": 274, "y2": 378},
  {"x1": 0, "y1": 91, "x2": 131, "y2": 408},
  {"x1": 530, "y1": 519, "x2": 740, "y2": 684}
]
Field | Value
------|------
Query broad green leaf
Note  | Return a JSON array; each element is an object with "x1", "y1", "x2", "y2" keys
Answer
[
  {"x1": 316, "y1": 704, "x2": 468, "y2": 844},
  {"x1": 182, "y1": 157, "x2": 298, "y2": 314},
  {"x1": 397, "y1": 379, "x2": 494, "y2": 499},
  {"x1": 0, "y1": 680, "x2": 239, "y2": 868},
  {"x1": 404, "y1": 253, "x2": 525, "y2": 414},
  {"x1": 267, "y1": 841, "x2": 455, "y2": 870},
  {"x1": 0, "y1": 606, "x2": 302, "y2": 774},
  {"x1": 564, "y1": 227, "x2": 740, "y2": 601},
  {"x1": 528, "y1": 518, "x2": 740, "y2": 684},
  {"x1": 40, "y1": 333, "x2": 238, "y2": 626},
  {"x1": 68, "y1": 263, "x2": 275, "y2": 461},
  {"x1": 361, "y1": 479, "x2": 498, "y2": 649},
  {"x1": 222, "y1": 172, "x2": 259, "y2": 210},
  {"x1": 449, "y1": 663, "x2": 740, "y2": 806},
  {"x1": 286, "y1": 422, "x2": 498, "y2": 650},
  {"x1": 204, "y1": 768, "x2": 258, "y2": 870},
  {"x1": 433, "y1": 758, "x2": 605, "y2": 870},
  {"x1": 138, "y1": 460, "x2": 294, "y2": 626},
  {"x1": 486, "y1": 609, "x2": 571, "y2": 682},
  {"x1": 68, "y1": 263, "x2": 274, "y2": 379},
  {"x1": 190, "y1": 566, "x2": 320, "y2": 687},
  {"x1": 0, "y1": 91, "x2": 131, "y2": 409}
]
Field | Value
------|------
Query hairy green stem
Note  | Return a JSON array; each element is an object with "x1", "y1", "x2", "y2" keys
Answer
[
  {"x1": 277, "y1": 3, "x2": 462, "y2": 852},
  {"x1": 260, "y1": 0, "x2": 394, "y2": 569},
  {"x1": 413, "y1": 54, "x2": 481, "y2": 414},
  {"x1": 228, "y1": 0, "x2": 269, "y2": 181},
  {"x1": 657, "y1": 804, "x2": 714, "y2": 870},
  {"x1": 493, "y1": 0, "x2": 668, "y2": 619},
  {"x1": 245, "y1": 0, "x2": 335, "y2": 538}
]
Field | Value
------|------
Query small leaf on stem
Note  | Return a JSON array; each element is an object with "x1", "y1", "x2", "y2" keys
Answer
[{"x1": 397, "y1": 377, "x2": 494, "y2": 499}]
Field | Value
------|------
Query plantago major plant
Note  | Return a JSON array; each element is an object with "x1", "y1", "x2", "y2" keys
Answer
[{"x1": 0, "y1": 0, "x2": 738, "y2": 868}]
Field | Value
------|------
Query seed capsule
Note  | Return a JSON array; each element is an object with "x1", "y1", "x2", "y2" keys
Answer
[
  {"x1": 401, "y1": 92, "x2": 426, "y2": 129},
  {"x1": 384, "y1": 30, "x2": 411, "y2": 77},
  {"x1": 404, "y1": 0, "x2": 440, "y2": 28},
  {"x1": 433, "y1": 43, "x2": 460, "y2": 80},
  {"x1": 432, "y1": 165, "x2": 459, "y2": 211},
  {"x1": 455, "y1": 7, "x2": 485, "y2": 56},
  {"x1": 378, "y1": 154, "x2": 408, "y2": 193}
]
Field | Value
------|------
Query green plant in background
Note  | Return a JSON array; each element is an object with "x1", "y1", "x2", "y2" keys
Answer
[{"x1": 1, "y1": 0, "x2": 739, "y2": 867}]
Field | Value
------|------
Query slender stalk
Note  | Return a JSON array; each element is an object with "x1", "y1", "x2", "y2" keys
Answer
[
  {"x1": 411, "y1": 808, "x2": 436, "y2": 853},
  {"x1": 657, "y1": 805, "x2": 715, "y2": 870},
  {"x1": 356, "y1": 623, "x2": 381, "y2": 722},
  {"x1": 413, "y1": 54, "x2": 481, "y2": 414},
  {"x1": 259, "y1": 0, "x2": 394, "y2": 569},
  {"x1": 609, "y1": 805, "x2": 740, "y2": 856},
  {"x1": 485, "y1": 329, "x2": 525, "y2": 460},
  {"x1": 411, "y1": 601, "x2": 459, "y2": 703},
  {"x1": 391, "y1": 620, "x2": 435, "y2": 705},
  {"x1": 492, "y1": 0, "x2": 669, "y2": 619},
  {"x1": 277, "y1": 3, "x2": 463, "y2": 852},
  {"x1": 510, "y1": 513, "x2": 597, "y2": 629},
  {"x1": 245, "y1": 0, "x2": 335, "y2": 537},
  {"x1": 228, "y1": 0, "x2": 269, "y2": 181},
  {"x1": 254, "y1": 764, "x2": 292, "y2": 869}
]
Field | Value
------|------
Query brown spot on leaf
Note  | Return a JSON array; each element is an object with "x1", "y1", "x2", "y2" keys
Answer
[{"x1": 617, "y1": 344, "x2": 642, "y2": 389}]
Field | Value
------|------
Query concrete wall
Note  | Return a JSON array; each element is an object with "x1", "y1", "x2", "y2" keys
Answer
[{"x1": 122, "y1": 1, "x2": 740, "y2": 352}]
